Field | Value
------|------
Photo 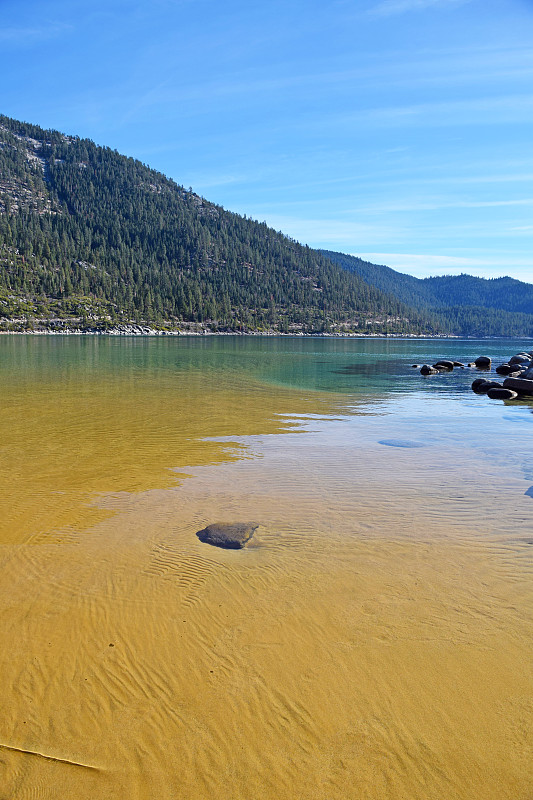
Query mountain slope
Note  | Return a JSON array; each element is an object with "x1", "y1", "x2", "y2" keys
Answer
[
  {"x1": 323, "y1": 250, "x2": 533, "y2": 337},
  {"x1": 0, "y1": 115, "x2": 432, "y2": 335}
]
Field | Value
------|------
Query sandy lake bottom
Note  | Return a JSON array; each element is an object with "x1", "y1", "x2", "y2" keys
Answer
[{"x1": 0, "y1": 336, "x2": 532, "y2": 799}]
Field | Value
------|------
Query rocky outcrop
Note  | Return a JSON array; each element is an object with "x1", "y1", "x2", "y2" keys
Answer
[{"x1": 470, "y1": 349, "x2": 533, "y2": 399}]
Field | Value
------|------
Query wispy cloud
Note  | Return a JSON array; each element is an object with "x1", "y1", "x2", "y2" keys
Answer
[
  {"x1": 351, "y1": 93, "x2": 533, "y2": 128},
  {"x1": 184, "y1": 173, "x2": 252, "y2": 191},
  {"x1": 353, "y1": 252, "x2": 533, "y2": 279},
  {"x1": 349, "y1": 198, "x2": 533, "y2": 213},
  {"x1": 0, "y1": 23, "x2": 72, "y2": 44},
  {"x1": 248, "y1": 215, "x2": 403, "y2": 246},
  {"x1": 370, "y1": 0, "x2": 469, "y2": 17}
]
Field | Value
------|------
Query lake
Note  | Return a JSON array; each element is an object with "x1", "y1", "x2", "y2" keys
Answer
[{"x1": 1, "y1": 335, "x2": 532, "y2": 799}]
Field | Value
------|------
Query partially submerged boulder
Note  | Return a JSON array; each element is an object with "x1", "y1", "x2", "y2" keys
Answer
[
  {"x1": 433, "y1": 360, "x2": 454, "y2": 371},
  {"x1": 476, "y1": 380, "x2": 502, "y2": 394},
  {"x1": 487, "y1": 387, "x2": 518, "y2": 400},
  {"x1": 495, "y1": 363, "x2": 513, "y2": 375},
  {"x1": 509, "y1": 353, "x2": 532, "y2": 366},
  {"x1": 196, "y1": 522, "x2": 259, "y2": 549},
  {"x1": 471, "y1": 378, "x2": 489, "y2": 393},
  {"x1": 417, "y1": 349, "x2": 529, "y2": 405},
  {"x1": 503, "y1": 377, "x2": 533, "y2": 397}
]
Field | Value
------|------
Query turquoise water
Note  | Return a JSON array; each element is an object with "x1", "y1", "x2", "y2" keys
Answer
[
  {"x1": 1, "y1": 334, "x2": 532, "y2": 514},
  {"x1": 0, "y1": 332, "x2": 528, "y2": 392}
]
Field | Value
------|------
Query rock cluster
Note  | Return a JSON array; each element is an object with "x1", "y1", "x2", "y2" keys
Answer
[
  {"x1": 417, "y1": 349, "x2": 533, "y2": 402},
  {"x1": 419, "y1": 359, "x2": 464, "y2": 376},
  {"x1": 418, "y1": 359, "x2": 465, "y2": 376},
  {"x1": 475, "y1": 349, "x2": 533, "y2": 401}
]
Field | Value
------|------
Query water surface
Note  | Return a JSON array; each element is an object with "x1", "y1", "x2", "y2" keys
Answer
[{"x1": 1, "y1": 336, "x2": 532, "y2": 799}]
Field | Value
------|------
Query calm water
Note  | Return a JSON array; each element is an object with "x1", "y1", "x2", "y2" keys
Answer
[
  {"x1": 1, "y1": 334, "x2": 532, "y2": 514},
  {"x1": 1, "y1": 335, "x2": 532, "y2": 800}
]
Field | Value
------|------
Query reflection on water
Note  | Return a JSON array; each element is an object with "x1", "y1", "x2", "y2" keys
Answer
[{"x1": 0, "y1": 336, "x2": 532, "y2": 800}]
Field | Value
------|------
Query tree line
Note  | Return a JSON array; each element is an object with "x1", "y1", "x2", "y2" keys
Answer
[{"x1": 0, "y1": 114, "x2": 439, "y2": 334}]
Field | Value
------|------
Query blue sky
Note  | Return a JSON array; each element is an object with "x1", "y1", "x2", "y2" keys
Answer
[{"x1": 2, "y1": 0, "x2": 533, "y2": 280}]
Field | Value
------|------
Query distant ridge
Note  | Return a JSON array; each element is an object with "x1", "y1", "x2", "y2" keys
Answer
[{"x1": 322, "y1": 250, "x2": 533, "y2": 337}]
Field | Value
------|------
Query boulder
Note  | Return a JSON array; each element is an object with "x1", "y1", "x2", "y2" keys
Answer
[
  {"x1": 473, "y1": 380, "x2": 502, "y2": 394},
  {"x1": 503, "y1": 377, "x2": 533, "y2": 397},
  {"x1": 420, "y1": 364, "x2": 438, "y2": 375},
  {"x1": 509, "y1": 354, "x2": 532, "y2": 366},
  {"x1": 487, "y1": 387, "x2": 518, "y2": 400},
  {"x1": 474, "y1": 356, "x2": 491, "y2": 368},
  {"x1": 495, "y1": 363, "x2": 513, "y2": 375},
  {"x1": 433, "y1": 360, "x2": 454, "y2": 370},
  {"x1": 471, "y1": 378, "x2": 488, "y2": 393},
  {"x1": 196, "y1": 522, "x2": 259, "y2": 549},
  {"x1": 453, "y1": 361, "x2": 465, "y2": 367}
]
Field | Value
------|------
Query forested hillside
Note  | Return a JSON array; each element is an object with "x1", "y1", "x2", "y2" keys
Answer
[
  {"x1": 0, "y1": 114, "x2": 433, "y2": 335},
  {"x1": 323, "y1": 250, "x2": 533, "y2": 337}
]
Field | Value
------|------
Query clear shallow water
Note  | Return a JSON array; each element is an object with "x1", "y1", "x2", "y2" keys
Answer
[{"x1": 0, "y1": 336, "x2": 532, "y2": 800}]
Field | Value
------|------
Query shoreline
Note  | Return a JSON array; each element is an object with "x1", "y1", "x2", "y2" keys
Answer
[{"x1": 0, "y1": 324, "x2": 530, "y2": 340}]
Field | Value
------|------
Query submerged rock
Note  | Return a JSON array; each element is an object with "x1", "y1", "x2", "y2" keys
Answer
[
  {"x1": 196, "y1": 522, "x2": 259, "y2": 549},
  {"x1": 378, "y1": 439, "x2": 426, "y2": 448}
]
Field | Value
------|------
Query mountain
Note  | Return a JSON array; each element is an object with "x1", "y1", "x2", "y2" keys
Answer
[
  {"x1": 0, "y1": 114, "x2": 433, "y2": 335},
  {"x1": 322, "y1": 250, "x2": 533, "y2": 337}
]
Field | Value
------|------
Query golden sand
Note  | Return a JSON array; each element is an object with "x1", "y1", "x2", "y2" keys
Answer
[{"x1": 1, "y1": 360, "x2": 532, "y2": 799}]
